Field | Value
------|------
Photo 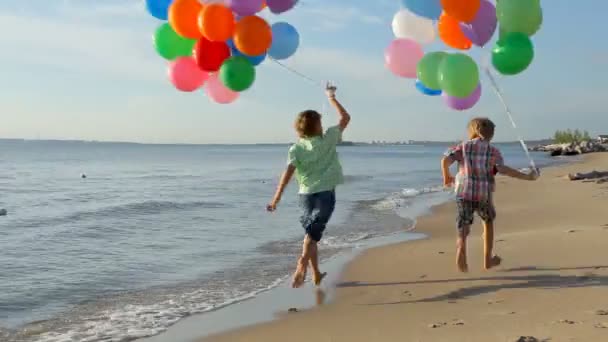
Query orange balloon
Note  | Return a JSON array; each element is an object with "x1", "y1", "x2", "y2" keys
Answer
[
  {"x1": 169, "y1": 0, "x2": 203, "y2": 39},
  {"x1": 440, "y1": 0, "x2": 481, "y2": 23},
  {"x1": 234, "y1": 16, "x2": 272, "y2": 56},
  {"x1": 438, "y1": 12, "x2": 472, "y2": 50},
  {"x1": 198, "y1": 4, "x2": 235, "y2": 42}
]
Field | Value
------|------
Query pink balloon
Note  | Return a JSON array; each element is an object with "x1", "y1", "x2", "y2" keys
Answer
[
  {"x1": 168, "y1": 57, "x2": 208, "y2": 92},
  {"x1": 443, "y1": 83, "x2": 481, "y2": 110},
  {"x1": 205, "y1": 73, "x2": 239, "y2": 104},
  {"x1": 385, "y1": 39, "x2": 424, "y2": 78}
]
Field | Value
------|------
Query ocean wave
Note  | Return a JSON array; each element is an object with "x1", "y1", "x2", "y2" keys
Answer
[
  {"x1": 370, "y1": 185, "x2": 446, "y2": 212},
  {"x1": 20, "y1": 200, "x2": 230, "y2": 229}
]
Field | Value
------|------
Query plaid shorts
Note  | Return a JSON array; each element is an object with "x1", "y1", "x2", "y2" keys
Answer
[{"x1": 456, "y1": 199, "x2": 496, "y2": 233}]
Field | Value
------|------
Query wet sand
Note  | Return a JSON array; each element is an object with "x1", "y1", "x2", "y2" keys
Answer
[{"x1": 202, "y1": 153, "x2": 608, "y2": 342}]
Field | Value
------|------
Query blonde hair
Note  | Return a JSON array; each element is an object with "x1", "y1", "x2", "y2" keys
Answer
[
  {"x1": 467, "y1": 117, "x2": 495, "y2": 140},
  {"x1": 295, "y1": 110, "x2": 322, "y2": 138}
]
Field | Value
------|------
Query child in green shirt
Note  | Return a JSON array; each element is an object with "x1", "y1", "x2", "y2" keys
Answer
[{"x1": 267, "y1": 83, "x2": 351, "y2": 288}]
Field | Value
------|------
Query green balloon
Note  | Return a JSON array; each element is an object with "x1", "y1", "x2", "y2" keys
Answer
[
  {"x1": 220, "y1": 57, "x2": 256, "y2": 92},
  {"x1": 416, "y1": 52, "x2": 448, "y2": 91},
  {"x1": 497, "y1": 0, "x2": 543, "y2": 36},
  {"x1": 438, "y1": 53, "x2": 479, "y2": 98},
  {"x1": 492, "y1": 32, "x2": 534, "y2": 75},
  {"x1": 154, "y1": 23, "x2": 196, "y2": 60}
]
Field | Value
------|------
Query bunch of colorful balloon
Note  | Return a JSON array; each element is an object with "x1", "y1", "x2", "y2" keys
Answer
[
  {"x1": 147, "y1": 0, "x2": 300, "y2": 104},
  {"x1": 385, "y1": 0, "x2": 542, "y2": 111}
]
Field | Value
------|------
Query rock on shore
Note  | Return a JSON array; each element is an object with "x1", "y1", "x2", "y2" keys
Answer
[{"x1": 529, "y1": 141, "x2": 607, "y2": 156}]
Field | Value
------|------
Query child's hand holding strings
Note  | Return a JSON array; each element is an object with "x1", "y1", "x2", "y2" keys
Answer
[{"x1": 325, "y1": 82, "x2": 337, "y2": 100}]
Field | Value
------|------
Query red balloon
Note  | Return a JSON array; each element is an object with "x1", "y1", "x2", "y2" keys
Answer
[{"x1": 193, "y1": 37, "x2": 231, "y2": 72}]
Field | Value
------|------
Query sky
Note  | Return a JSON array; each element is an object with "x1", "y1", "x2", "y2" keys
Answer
[{"x1": 0, "y1": 0, "x2": 606, "y2": 144}]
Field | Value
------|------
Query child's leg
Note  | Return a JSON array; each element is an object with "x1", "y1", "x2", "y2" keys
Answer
[
  {"x1": 456, "y1": 226, "x2": 470, "y2": 273},
  {"x1": 480, "y1": 200, "x2": 501, "y2": 270},
  {"x1": 482, "y1": 220, "x2": 501, "y2": 270},
  {"x1": 292, "y1": 235, "x2": 313, "y2": 288},
  {"x1": 456, "y1": 200, "x2": 473, "y2": 273},
  {"x1": 308, "y1": 190, "x2": 334, "y2": 286}
]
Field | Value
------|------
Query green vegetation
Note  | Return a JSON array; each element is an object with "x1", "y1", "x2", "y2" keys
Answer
[{"x1": 553, "y1": 129, "x2": 591, "y2": 144}]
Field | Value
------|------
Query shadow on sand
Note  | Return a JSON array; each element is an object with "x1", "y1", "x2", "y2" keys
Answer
[{"x1": 336, "y1": 265, "x2": 608, "y2": 306}]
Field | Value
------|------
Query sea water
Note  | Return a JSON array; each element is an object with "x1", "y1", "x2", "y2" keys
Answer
[{"x1": 0, "y1": 140, "x2": 557, "y2": 341}]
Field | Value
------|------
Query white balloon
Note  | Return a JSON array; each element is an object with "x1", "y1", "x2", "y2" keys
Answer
[{"x1": 392, "y1": 9, "x2": 436, "y2": 44}]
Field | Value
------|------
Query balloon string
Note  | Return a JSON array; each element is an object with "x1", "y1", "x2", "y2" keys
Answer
[
  {"x1": 269, "y1": 58, "x2": 325, "y2": 88},
  {"x1": 483, "y1": 67, "x2": 537, "y2": 171}
]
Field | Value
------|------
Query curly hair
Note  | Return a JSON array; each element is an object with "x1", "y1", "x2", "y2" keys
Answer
[
  {"x1": 468, "y1": 117, "x2": 495, "y2": 140},
  {"x1": 295, "y1": 110, "x2": 322, "y2": 138}
]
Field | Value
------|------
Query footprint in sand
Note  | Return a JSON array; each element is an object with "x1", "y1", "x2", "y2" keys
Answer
[
  {"x1": 428, "y1": 322, "x2": 447, "y2": 329},
  {"x1": 555, "y1": 319, "x2": 577, "y2": 325},
  {"x1": 593, "y1": 323, "x2": 608, "y2": 329},
  {"x1": 595, "y1": 310, "x2": 608, "y2": 316},
  {"x1": 515, "y1": 337, "x2": 539, "y2": 342},
  {"x1": 451, "y1": 319, "x2": 465, "y2": 326}
]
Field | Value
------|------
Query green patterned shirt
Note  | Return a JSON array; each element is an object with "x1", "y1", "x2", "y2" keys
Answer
[{"x1": 288, "y1": 126, "x2": 344, "y2": 194}]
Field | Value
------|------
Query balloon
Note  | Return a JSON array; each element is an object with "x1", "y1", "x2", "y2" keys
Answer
[
  {"x1": 234, "y1": 16, "x2": 272, "y2": 56},
  {"x1": 193, "y1": 37, "x2": 231, "y2": 72},
  {"x1": 228, "y1": 0, "x2": 264, "y2": 16},
  {"x1": 266, "y1": 0, "x2": 298, "y2": 14},
  {"x1": 415, "y1": 80, "x2": 442, "y2": 96},
  {"x1": 416, "y1": 51, "x2": 448, "y2": 90},
  {"x1": 169, "y1": 0, "x2": 203, "y2": 39},
  {"x1": 385, "y1": 39, "x2": 424, "y2": 78},
  {"x1": 154, "y1": 23, "x2": 197, "y2": 60},
  {"x1": 497, "y1": 0, "x2": 543, "y2": 36},
  {"x1": 440, "y1": 0, "x2": 481, "y2": 23},
  {"x1": 168, "y1": 57, "x2": 208, "y2": 92},
  {"x1": 220, "y1": 56, "x2": 256, "y2": 91},
  {"x1": 268, "y1": 22, "x2": 299, "y2": 60},
  {"x1": 391, "y1": 9, "x2": 435, "y2": 45},
  {"x1": 227, "y1": 39, "x2": 266, "y2": 66},
  {"x1": 443, "y1": 83, "x2": 481, "y2": 110},
  {"x1": 401, "y1": 0, "x2": 442, "y2": 20},
  {"x1": 458, "y1": 0, "x2": 497, "y2": 47},
  {"x1": 438, "y1": 12, "x2": 472, "y2": 50},
  {"x1": 206, "y1": 73, "x2": 239, "y2": 104},
  {"x1": 198, "y1": 3, "x2": 235, "y2": 42},
  {"x1": 438, "y1": 53, "x2": 479, "y2": 98},
  {"x1": 492, "y1": 32, "x2": 534, "y2": 75},
  {"x1": 146, "y1": 0, "x2": 174, "y2": 20}
]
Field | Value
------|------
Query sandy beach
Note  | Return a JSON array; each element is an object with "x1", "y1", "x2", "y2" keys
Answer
[{"x1": 202, "y1": 153, "x2": 608, "y2": 342}]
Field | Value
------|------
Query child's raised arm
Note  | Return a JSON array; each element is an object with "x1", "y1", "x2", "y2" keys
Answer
[
  {"x1": 326, "y1": 83, "x2": 350, "y2": 131},
  {"x1": 267, "y1": 164, "x2": 296, "y2": 212}
]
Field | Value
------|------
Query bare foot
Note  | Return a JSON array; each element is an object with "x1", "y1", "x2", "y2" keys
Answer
[
  {"x1": 484, "y1": 255, "x2": 502, "y2": 270},
  {"x1": 292, "y1": 270, "x2": 306, "y2": 288},
  {"x1": 457, "y1": 251, "x2": 469, "y2": 273},
  {"x1": 313, "y1": 272, "x2": 327, "y2": 286}
]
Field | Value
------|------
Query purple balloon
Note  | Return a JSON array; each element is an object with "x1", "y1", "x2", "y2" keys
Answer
[
  {"x1": 228, "y1": 0, "x2": 264, "y2": 16},
  {"x1": 266, "y1": 0, "x2": 298, "y2": 14},
  {"x1": 459, "y1": 0, "x2": 497, "y2": 47},
  {"x1": 443, "y1": 84, "x2": 482, "y2": 111}
]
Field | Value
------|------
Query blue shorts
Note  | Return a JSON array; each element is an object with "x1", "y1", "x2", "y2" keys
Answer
[{"x1": 299, "y1": 190, "x2": 336, "y2": 242}]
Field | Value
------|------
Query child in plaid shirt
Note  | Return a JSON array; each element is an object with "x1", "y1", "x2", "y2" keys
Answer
[{"x1": 441, "y1": 118, "x2": 538, "y2": 272}]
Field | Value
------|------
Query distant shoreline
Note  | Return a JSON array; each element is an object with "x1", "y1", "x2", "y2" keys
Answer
[{"x1": 0, "y1": 138, "x2": 553, "y2": 147}]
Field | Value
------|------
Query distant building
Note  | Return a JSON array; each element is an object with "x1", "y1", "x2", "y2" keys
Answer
[{"x1": 598, "y1": 135, "x2": 608, "y2": 143}]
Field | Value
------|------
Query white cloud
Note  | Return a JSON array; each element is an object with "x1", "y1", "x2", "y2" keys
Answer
[
  {"x1": 296, "y1": 5, "x2": 386, "y2": 31},
  {"x1": 0, "y1": 5, "x2": 161, "y2": 82}
]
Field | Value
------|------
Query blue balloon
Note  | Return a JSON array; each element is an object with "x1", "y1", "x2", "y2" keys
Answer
[
  {"x1": 401, "y1": 0, "x2": 442, "y2": 20},
  {"x1": 145, "y1": 0, "x2": 174, "y2": 20},
  {"x1": 416, "y1": 80, "x2": 442, "y2": 96},
  {"x1": 227, "y1": 40, "x2": 266, "y2": 66},
  {"x1": 268, "y1": 22, "x2": 300, "y2": 60}
]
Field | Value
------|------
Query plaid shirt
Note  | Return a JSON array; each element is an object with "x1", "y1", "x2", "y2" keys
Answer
[{"x1": 445, "y1": 139, "x2": 504, "y2": 202}]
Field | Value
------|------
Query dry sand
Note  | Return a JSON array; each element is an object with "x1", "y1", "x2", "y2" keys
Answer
[{"x1": 203, "y1": 153, "x2": 608, "y2": 342}]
